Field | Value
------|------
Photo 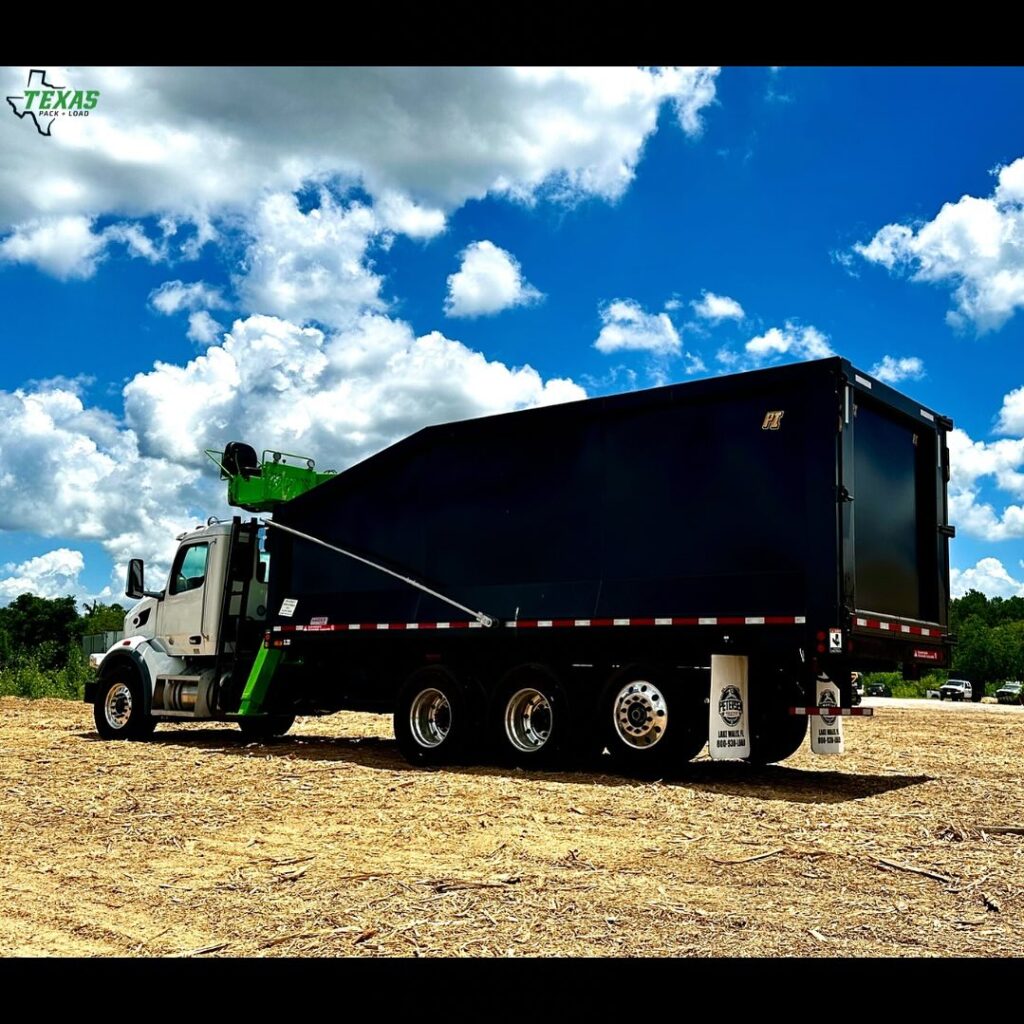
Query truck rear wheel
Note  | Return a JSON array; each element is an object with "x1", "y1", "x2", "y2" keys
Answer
[
  {"x1": 601, "y1": 665, "x2": 706, "y2": 774},
  {"x1": 394, "y1": 666, "x2": 477, "y2": 766},
  {"x1": 746, "y1": 674, "x2": 808, "y2": 765},
  {"x1": 93, "y1": 672, "x2": 156, "y2": 740},
  {"x1": 493, "y1": 665, "x2": 570, "y2": 769}
]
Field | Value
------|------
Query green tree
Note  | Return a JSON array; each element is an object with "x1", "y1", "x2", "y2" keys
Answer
[
  {"x1": 0, "y1": 594, "x2": 82, "y2": 669},
  {"x1": 78, "y1": 602, "x2": 126, "y2": 635}
]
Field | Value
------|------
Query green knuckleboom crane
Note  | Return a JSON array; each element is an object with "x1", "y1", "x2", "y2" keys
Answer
[{"x1": 204, "y1": 442, "x2": 336, "y2": 718}]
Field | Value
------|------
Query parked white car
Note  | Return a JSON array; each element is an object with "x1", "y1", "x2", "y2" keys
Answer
[{"x1": 939, "y1": 679, "x2": 973, "y2": 702}]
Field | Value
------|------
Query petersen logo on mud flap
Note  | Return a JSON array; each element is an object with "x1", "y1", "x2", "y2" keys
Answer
[
  {"x1": 718, "y1": 685, "x2": 743, "y2": 726},
  {"x1": 818, "y1": 688, "x2": 837, "y2": 726}
]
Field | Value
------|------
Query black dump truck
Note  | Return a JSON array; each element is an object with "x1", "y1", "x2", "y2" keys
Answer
[{"x1": 90, "y1": 356, "x2": 953, "y2": 774}]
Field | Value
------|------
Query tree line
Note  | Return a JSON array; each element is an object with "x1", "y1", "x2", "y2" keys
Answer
[{"x1": 0, "y1": 594, "x2": 125, "y2": 670}]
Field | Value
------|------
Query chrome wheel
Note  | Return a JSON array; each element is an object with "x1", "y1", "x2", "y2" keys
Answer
[
  {"x1": 409, "y1": 688, "x2": 452, "y2": 749},
  {"x1": 104, "y1": 682, "x2": 133, "y2": 730},
  {"x1": 504, "y1": 687, "x2": 553, "y2": 753},
  {"x1": 612, "y1": 679, "x2": 667, "y2": 749}
]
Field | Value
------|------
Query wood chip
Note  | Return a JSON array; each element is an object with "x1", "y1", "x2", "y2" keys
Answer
[
  {"x1": 261, "y1": 926, "x2": 361, "y2": 948},
  {"x1": 353, "y1": 928, "x2": 378, "y2": 944},
  {"x1": 983, "y1": 892, "x2": 1002, "y2": 913},
  {"x1": 180, "y1": 941, "x2": 230, "y2": 957},
  {"x1": 809, "y1": 929, "x2": 827, "y2": 942},
  {"x1": 875, "y1": 859, "x2": 954, "y2": 884},
  {"x1": 707, "y1": 848, "x2": 785, "y2": 865}
]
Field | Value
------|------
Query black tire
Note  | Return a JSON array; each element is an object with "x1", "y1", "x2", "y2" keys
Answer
[
  {"x1": 238, "y1": 714, "x2": 295, "y2": 740},
  {"x1": 93, "y1": 671, "x2": 156, "y2": 740},
  {"x1": 491, "y1": 664, "x2": 571, "y2": 769},
  {"x1": 600, "y1": 665, "x2": 707, "y2": 775},
  {"x1": 393, "y1": 666, "x2": 477, "y2": 766},
  {"x1": 746, "y1": 669, "x2": 808, "y2": 766}
]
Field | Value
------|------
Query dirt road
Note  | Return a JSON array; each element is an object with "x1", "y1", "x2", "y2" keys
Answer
[{"x1": 1, "y1": 696, "x2": 1022, "y2": 957}]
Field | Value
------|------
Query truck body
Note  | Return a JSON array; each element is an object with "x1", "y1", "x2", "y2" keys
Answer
[{"x1": 86, "y1": 356, "x2": 955, "y2": 771}]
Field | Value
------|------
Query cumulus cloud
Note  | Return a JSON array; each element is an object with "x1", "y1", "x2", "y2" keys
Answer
[
  {"x1": 444, "y1": 241, "x2": 542, "y2": 318},
  {"x1": 690, "y1": 290, "x2": 745, "y2": 322},
  {"x1": 0, "y1": 215, "x2": 169, "y2": 279},
  {"x1": 186, "y1": 311, "x2": 224, "y2": 346},
  {"x1": 593, "y1": 300, "x2": 681, "y2": 355},
  {"x1": 0, "y1": 387, "x2": 206, "y2": 593},
  {"x1": 149, "y1": 280, "x2": 229, "y2": 315},
  {"x1": 717, "y1": 321, "x2": 833, "y2": 369},
  {"x1": 946, "y1": 425, "x2": 1024, "y2": 542},
  {"x1": 854, "y1": 157, "x2": 1024, "y2": 332},
  {"x1": 235, "y1": 190, "x2": 385, "y2": 327},
  {"x1": 124, "y1": 313, "x2": 585, "y2": 468},
  {"x1": 0, "y1": 66, "x2": 719, "y2": 276},
  {"x1": 950, "y1": 557, "x2": 1024, "y2": 599},
  {"x1": 870, "y1": 355, "x2": 925, "y2": 384},
  {"x1": 996, "y1": 385, "x2": 1024, "y2": 435},
  {"x1": 0, "y1": 548, "x2": 85, "y2": 604},
  {"x1": 0, "y1": 215, "x2": 106, "y2": 279}
]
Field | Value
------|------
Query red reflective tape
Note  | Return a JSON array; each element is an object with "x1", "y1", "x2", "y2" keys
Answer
[
  {"x1": 631, "y1": 617, "x2": 656, "y2": 626},
  {"x1": 673, "y1": 617, "x2": 701, "y2": 626},
  {"x1": 553, "y1": 618, "x2": 576, "y2": 628},
  {"x1": 590, "y1": 618, "x2": 615, "y2": 627},
  {"x1": 717, "y1": 616, "x2": 746, "y2": 626}
]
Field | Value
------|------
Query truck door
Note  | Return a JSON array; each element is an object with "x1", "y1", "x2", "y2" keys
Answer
[{"x1": 161, "y1": 541, "x2": 212, "y2": 655}]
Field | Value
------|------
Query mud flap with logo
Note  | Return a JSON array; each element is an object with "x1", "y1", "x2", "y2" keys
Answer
[
  {"x1": 810, "y1": 674, "x2": 845, "y2": 755},
  {"x1": 709, "y1": 654, "x2": 750, "y2": 760}
]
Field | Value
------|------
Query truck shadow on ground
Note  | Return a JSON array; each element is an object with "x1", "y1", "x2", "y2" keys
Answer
[{"x1": 82, "y1": 727, "x2": 933, "y2": 805}]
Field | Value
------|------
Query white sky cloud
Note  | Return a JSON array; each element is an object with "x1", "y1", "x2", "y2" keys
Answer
[
  {"x1": 445, "y1": 241, "x2": 542, "y2": 318},
  {"x1": 235, "y1": 190, "x2": 385, "y2": 327},
  {"x1": 947, "y1": 424, "x2": 1024, "y2": 542},
  {"x1": 0, "y1": 66, "x2": 719, "y2": 279},
  {"x1": 149, "y1": 280, "x2": 229, "y2": 315},
  {"x1": 690, "y1": 290, "x2": 745, "y2": 322},
  {"x1": 950, "y1": 557, "x2": 1024, "y2": 598},
  {"x1": 186, "y1": 310, "x2": 224, "y2": 346},
  {"x1": 854, "y1": 156, "x2": 1024, "y2": 333},
  {"x1": 593, "y1": 300, "x2": 681, "y2": 355},
  {"x1": 996, "y1": 384, "x2": 1024, "y2": 435},
  {"x1": 870, "y1": 355, "x2": 925, "y2": 384},
  {"x1": 717, "y1": 322, "x2": 833, "y2": 369},
  {"x1": 0, "y1": 548, "x2": 86, "y2": 604}
]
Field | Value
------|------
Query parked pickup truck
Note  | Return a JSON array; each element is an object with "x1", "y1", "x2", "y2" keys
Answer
[
  {"x1": 995, "y1": 681, "x2": 1022, "y2": 705},
  {"x1": 939, "y1": 679, "x2": 973, "y2": 702}
]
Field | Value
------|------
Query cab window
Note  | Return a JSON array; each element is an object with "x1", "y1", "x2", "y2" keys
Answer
[{"x1": 170, "y1": 543, "x2": 209, "y2": 595}]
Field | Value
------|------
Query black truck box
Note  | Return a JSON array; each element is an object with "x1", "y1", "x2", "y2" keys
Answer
[{"x1": 268, "y1": 357, "x2": 952, "y2": 665}]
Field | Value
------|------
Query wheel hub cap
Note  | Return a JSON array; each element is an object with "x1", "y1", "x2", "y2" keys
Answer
[
  {"x1": 613, "y1": 680, "x2": 667, "y2": 749},
  {"x1": 505, "y1": 687, "x2": 553, "y2": 753},
  {"x1": 409, "y1": 688, "x2": 451, "y2": 749},
  {"x1": 104, "y1": 682, "x2": 133, "y2": 730}
]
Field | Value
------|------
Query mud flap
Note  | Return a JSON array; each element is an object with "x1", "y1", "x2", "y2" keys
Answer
[
  {"x1": 709, "y1": 654, "x2": 750, "y2": 760},
  {"x1": 810, "y1": 674, "x2": 845, "y2": 755}
]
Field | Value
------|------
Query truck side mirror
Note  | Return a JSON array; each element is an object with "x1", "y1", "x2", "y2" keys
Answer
[{"x1": 126, "y1": 558, "x2": 145, "y2": 600}]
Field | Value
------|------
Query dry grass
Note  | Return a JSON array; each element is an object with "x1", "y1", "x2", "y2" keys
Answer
[{"x1": 1, "y1": 696, "x2": 1022, "y2": 957}]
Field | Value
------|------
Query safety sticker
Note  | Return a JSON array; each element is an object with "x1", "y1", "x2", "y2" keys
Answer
[
  {"x1": 279, "y1": 598, "x2": 298, "y2": 617},
  {"x1": 828, "y1": 628, "x2": 842, "y2": 652}
]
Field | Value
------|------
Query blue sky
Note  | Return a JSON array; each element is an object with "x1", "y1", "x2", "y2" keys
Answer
[{"x1": 2, "y1": 66, "x2": 1024, "y2": 605}]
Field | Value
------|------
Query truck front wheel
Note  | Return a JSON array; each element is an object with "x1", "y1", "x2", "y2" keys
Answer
[
  {"x1": 394, "y1": 666, "x2": 477, "y2": 766},
  {"x1": 94, "y1": 672, "x2": 156, "y2": 740}
]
